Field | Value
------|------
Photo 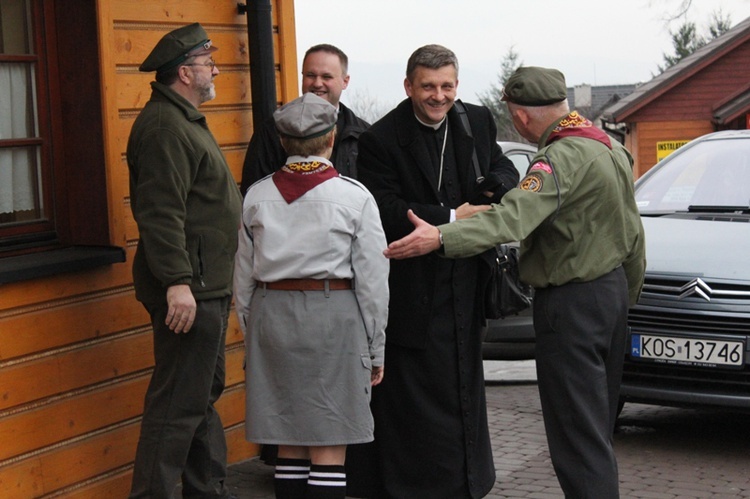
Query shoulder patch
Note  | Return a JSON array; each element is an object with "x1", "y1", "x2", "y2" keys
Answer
[
  {"x1": 520, "y1": 172, "x2": 544, "y2": 192},
  {"x1": 529, "y1": 161, "x2": 552, "y2": 175}
]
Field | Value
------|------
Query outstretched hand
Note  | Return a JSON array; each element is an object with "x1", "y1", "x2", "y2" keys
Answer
[{"x1": 383, "y1": 210, "x2": 441, "y2": 260}]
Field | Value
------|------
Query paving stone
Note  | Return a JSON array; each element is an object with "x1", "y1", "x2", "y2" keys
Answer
[{"x1": 224, "y1": 361, "x2": 750, "y2": 498}]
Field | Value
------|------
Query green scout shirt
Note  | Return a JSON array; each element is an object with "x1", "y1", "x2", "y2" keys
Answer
[
  {"x1": 440, "y1": 112, "x2": 646, "y2": 305},
  {"x1": 127, "y1": 82, "x2": 242, "y2": 304}
]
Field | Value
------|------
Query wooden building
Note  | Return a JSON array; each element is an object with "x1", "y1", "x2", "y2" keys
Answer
[
  {"x1": 602, "y1": 16, "x2": 750, "y2": 178},
  {"x1": 0, "y1": 0, "x2": 297, "y2": 496}
]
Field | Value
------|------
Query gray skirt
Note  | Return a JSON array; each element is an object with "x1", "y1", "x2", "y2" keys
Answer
[{"x1": 244, "y1": 288, "x2": 375, "y2": 446}]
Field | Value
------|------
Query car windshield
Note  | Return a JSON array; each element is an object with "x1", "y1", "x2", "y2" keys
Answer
[{"x1": 635, "y1": 136, "x2": 750, "y2": 214}]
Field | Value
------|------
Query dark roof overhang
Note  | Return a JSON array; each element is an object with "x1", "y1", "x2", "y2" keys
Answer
[{"x1": 713, "y1": 82, "x2": 750, "y2": 125}]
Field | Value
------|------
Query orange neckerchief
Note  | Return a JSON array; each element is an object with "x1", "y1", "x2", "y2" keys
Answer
[{"x1": 546, "y1": 111, "x2": 612, "y2": 149}]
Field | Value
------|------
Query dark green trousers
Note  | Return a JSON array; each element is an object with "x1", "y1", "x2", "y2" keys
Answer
[{"x1": 129, "y1": 296, "x2": 231, "y2": 499}]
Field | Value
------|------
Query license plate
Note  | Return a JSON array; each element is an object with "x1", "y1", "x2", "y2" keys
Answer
[{"x1": 630, "y1": 333, "x2": 745, "y2": 368}]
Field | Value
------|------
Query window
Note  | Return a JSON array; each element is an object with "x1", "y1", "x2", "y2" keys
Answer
[
  {"x1": 0, "y1": 0, "x2": 53, "y2": 242},
  {"x1": 0, "y1": 0, "x2": 124, "y2": 282}
]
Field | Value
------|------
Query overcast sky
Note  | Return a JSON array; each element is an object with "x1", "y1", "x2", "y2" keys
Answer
[{"x1": 294, "y1": 0, "x2": 750, "y2": 109}]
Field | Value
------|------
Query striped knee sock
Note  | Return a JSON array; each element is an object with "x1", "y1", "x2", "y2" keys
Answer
[
  {"x1": 274, "y1": 457, "x2": 310, "y2": 499},
  {"x1": 306, "y1": 464, "x2": 346, "y2": 499}
]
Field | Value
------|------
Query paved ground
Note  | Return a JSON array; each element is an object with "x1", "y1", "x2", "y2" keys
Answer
[{"x1": 223, "y1": 360, "x2": 750, "y2": 498}]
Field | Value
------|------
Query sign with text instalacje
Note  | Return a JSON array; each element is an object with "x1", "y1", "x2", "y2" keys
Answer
[{"x1": 656, "y1": 140, "x2": 689, "y2": 161}]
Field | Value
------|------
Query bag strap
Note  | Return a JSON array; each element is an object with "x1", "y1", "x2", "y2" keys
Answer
[{"x1": 454, "y1": 100, "x2": 483, "y2": 183}]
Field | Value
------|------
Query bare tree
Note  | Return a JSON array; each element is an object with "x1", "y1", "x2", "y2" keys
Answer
[
  {"x1": 345, "y1": 88, "x2": 394, "y2": 124},
  {"x1": 649, "y1": 0, "x2": 693, "y2": 22}
]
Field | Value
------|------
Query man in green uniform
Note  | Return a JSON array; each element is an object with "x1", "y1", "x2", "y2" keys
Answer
[
  {"x1": 127, "y1": 23, "x2": 242, "y2": 498},
  {"x1": 383, "y1": 66, "x2": 646, "y2": 498}
]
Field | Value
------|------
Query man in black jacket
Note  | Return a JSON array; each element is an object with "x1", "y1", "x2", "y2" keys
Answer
[
  {"x1": 353, "y1": 44, "x2": 518, "y2": 498},
  {"x1": 240, "y1": 44, "x2": 368, "y2": 194}
]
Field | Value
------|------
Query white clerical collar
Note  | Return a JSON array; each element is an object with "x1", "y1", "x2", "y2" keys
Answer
[{"x1": 415, "y1": 114, "x2": 446, "y2": 130}]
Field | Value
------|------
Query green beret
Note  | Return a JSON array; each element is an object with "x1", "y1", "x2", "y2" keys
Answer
[
  {"x1": 274, "y1": 93, "x2": 338, "y2": 140},
  {"x1": 139, "y1": 22, "x2": 218, "y2": 73},
  {"x1": 501, "y1": 66, "x2": 567, "y2": 106}
]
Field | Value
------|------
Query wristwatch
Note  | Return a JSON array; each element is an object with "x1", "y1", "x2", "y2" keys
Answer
[{"x1": 438, "y1": 230, "x2": 444, "y2": 247}]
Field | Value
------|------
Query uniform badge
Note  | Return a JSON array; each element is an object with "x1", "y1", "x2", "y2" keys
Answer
[
  {"x1": 520, "y1": 173, "x2": 544, "y2": 192},
  {"x1": 529, "y1": 161, "x2": 552, "y2": 175}
]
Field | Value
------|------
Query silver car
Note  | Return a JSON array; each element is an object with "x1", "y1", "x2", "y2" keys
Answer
[{"x1": 620, "y1": 130, "x2": 750, "y2": 411}]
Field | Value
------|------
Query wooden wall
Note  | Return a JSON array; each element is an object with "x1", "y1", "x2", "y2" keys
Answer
[
  {"x1": 0, "y1": 0, "x2": 298, "y2": 496},
  {"x1": 626, "y1": 120, "x2": 715, "y2": 178},
  {"x1": 620, "y1": 40, "x2": 750, "y2": 178},
  {"x1": 626, "y1": 42, "x2": 750, "y2": 123}
]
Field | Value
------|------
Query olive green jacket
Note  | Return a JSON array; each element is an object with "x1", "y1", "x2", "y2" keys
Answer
[
  {"x1": 440, "y1": 113, "x2": 646, "y2": 305},
  {"x1": 127, "y1": 82, "x2": 242, "y2": 304}
]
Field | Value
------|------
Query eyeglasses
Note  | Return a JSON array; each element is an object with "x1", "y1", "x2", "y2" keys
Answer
[{"x1": 184, "y1": 59, "x2": 216, "y2": 70}]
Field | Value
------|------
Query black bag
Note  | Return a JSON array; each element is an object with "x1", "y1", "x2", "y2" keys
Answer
[
  {"x1": 485, "y1": 244, "x2": 533, "y2": 319},
  {"x1": 453, "y1": 101, "x2": 532, "y2": 319}
]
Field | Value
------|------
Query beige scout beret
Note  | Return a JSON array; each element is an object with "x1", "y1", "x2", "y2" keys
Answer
[{"x1": 274, "y1": 93, "x2": 338, "y2": 139}]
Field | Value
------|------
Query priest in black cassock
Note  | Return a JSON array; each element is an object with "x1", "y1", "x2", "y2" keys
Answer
[{"x1": 351, "y1": 44, "x2": 519, "y2": 498}]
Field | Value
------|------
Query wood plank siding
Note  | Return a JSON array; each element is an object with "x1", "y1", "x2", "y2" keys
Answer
[
  {"x1": 607, "y1": 31, "x2": 750, "y2": 177},
  {"x1": 625, "y1": 121, "x2": 715, "y2": 178},
  {"x1": 0, "y1": 0, "x2": 298, "y2": 496},
  {"x1": 625, "y1": 42, "x2": 750, "y2": 123}
]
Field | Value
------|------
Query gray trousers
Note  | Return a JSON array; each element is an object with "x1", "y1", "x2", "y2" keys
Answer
[
  {"x1": 129, "y1": 296, "x2": 231, "y2": 499},
  {"x1": 534, "y1": 267, "x2": 628, "y2": 499}
]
